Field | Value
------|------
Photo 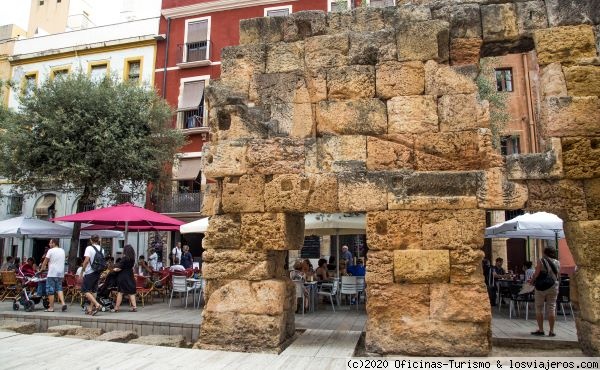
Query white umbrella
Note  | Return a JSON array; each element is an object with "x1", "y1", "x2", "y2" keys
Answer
[
  {"x1": 0, "y1": 216, "x2": 73, "y2": 259},
  {"x1": 180, "y1": 217, "x2": 209, "y2": 234},
  {"x1": 485, "y1": 212, "x2": 564, "y2": 240}
]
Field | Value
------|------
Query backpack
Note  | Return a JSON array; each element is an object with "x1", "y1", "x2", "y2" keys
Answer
[
  {"x1": 534, "y1": 258, "x2": 558, "y2": 291},
  {"x1": 90, "y1": 245, "x2": 107, "y2": 272}
]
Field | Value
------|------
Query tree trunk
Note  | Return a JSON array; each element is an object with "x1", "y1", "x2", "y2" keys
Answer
[{"x1": 67, "y1": 185, "x2": 91, "y2": 271}]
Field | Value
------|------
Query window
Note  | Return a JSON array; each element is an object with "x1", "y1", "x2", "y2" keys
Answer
[
  {"x1": 178, "y1": 79, "x2": 206, "y2": 129},
  {"x1": 22, "y1": 73, "x2": 37, "y2": 97},
  {"x1": 35, "y1": 194, "x2": 56, "y2": 220},
  {"x1": 51, "y1": 67, "x2": 69, "y2": 80},
  {"x1": 39, "y1": 0, "x2": 44, "y2": 5},
  {"x1": 76, "y1": 198, "x2": 96, "y2": 212},
  {"x1": 264, "y1": 5, "x2": 291, "y2": 17},
  {"x1": 125, "y1": 59, "x2": 142, "y2": 83},
  {"x1": 89, "y1": 62, "x2": 109, "y2": 81},
  {"x1": 184, "y1": 18, "x2": 210, "y2": 63},
  {"x1": 495, "y1": 68, "x2": 513, "y2": 92},
  {"x1": 366, "y1": 0, "x2": 396, "y2": 7},
  {"x1": 115, "y1": 192, "x2": 132, "y2": 204},
  {"x1": 328, "y1": 0, "x2": 351, "y2": 12},
  {"x1": 7, "y1": 195, "x2": 23, "y2": 215},
  {"x1": 500, "y1": 135, "x2": 520, "y2": 155}
]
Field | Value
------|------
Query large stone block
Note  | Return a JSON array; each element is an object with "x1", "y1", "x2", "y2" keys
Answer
[
  {"x1": 325, "y1": 11, "x2": 353, "y2": 34},
  {"x1": 283, "y1": 11, "x2": 327, "y2": 42},
  {"x1": 432, "y1": 4, "x2": 481, "y2": 38},
  {"x1": 414, "y1": 130, "x2": 502, "y2": 171},
  {"x1": 424, "y1": 60, "x2": 478, "y2": 97},
  {"x1": 252, "y1": 71, "x2": 309, "y2": 105},
  {"x1": 515, "y1": 1, "x2": 549, "y2": 36},
  {"x1": 239, "y1": 16, "x2": 284, "y2": 45},
  {"x1": 575, "y1": 317, "x2": 600, "y2": 356},
  {"x1": 366, "y1": 135, "x2": 415, "y2": 171},
  {"x1": 304, "y1": 33, "x2": 349, "y2": 69},
  {"x1": 561, "y1": 137, "x2": 600, "y2": 179},
  {"x1": 387, "y1": 96, "x2": 438, "y2": 134},
  {"x1": 540, "y1": 63, "x2": 568, "y2": 98},
  {"x1": 534, "y1": 25, "x2": 597, "y2": 65},
  {"x1": 209, "y1": 104, "x2": 268, "y2": 142},
  {"x1": 200, "y1": 250, "x2": 284, "y2": 280},
  {"x1": 203, "y1": 214, "x2": 241, "y2": 249},
  {"x1": 481, "y1": 3, "x2": 519, "y2": 42},
  {"x1": 545, "y1": 0, "x2": 600, "y2": 27},
  {"x1": 438, "y1": 93, "x2": 487, "y2": 131},
  {"x1": 349, "y1": 30, "x2": 397, "y2": 65},
  {"x1": 376, "y1": 61, "x2": 425, "y2": 99},
  {"x1": 477, "y1": 168, "x2": 529, "y2": 210},
  {"x1": 364, "y1": 251, "x2": 394, "y2": 285},
  {"x1": 397, "y1": 20, "x2": 449, "y2": 63},
  {"x1": 573, "y1": 268, "x2": 600, "y2": 324},
  {"x1": 584, "y1": 178, "x2": 600, "y2": 219},
  {"x1": 382, "y1": 4, "x2": 432, "y2": 29},
  {"x1": 264, "y1": 173, "x2": 338, "y2": 213},
  {"x1": 316, "y1": 99, "x2": 387, "y2": 136},
  {"x1": 305, "y1": 68, "x2": 327, "y2": 103},
  {"x1": 202, "y1": 141, "x2": 248, "y2": 178},
  {"x1": 450, "y1": 38, "x2": 482, "y2": 66},
  {"x1": 421, "y1": 209, "x2": 485, "y2": 250},
  {"x1": 430, "y1": 284, "x2": 491, "y2": 323},
  {"x1": 338, "y1": 172, "x2": 388, "y2": 212},
  {"x1": 367, "y1": 210, "x2": 422, "y2": 251},
  {"x1": 204, "y1": 279, "x2": 292, "y2": 315},
  {"x1": 505, "y1": 138, "x2": 563, "y2": 180},
  {"x1": 367, "y1": 283, "x2": 430, "y2": 320},
  {"x1": 327, "y1": 65, "x2": 375, "y2": 100},
  {"x1": 526, "y1": 179, "x2": 588, "y2": 221},
  {"x1": 265, "y1": 41, "x2": 305, "y2": 74},
  {"x1": 200, "y1": 183, "x2": 221, "y2": 217},
  {"x1": 221, "y1": 44, "x2": 267, "y2": 96},
  {"x1": 221, "y1": 175, "x2": 265, "y2": 213},
  {"x1": 564, "y1": 66, "x2": 600, "y2": 96},
  {"x1": 241, "y1": 213, "x2": 304, "y2": 251},
  {"x1": 394, "y1": 249, "x2": 450, "y2": 284},
  {"x1": 246, "y1": 138, "x2": 305, "y2": 175},
  {"x1": 308, "y1": 135, "x2": 367, "y2": 173},
  {"x1": 564, "y1": 221, "x2": 600, "y2": 269},
  {"x1": 267, "y1": 103, "x2": 314, "y2": 138},
  {"x1": 450, "y1": 247, "x2": 485, "y2": 285},
  {"x1": 353, "y1": 7, "x2": 386, "y2": 33}
]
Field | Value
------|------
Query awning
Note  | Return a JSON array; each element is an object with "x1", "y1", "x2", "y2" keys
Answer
[
  {"x1": 35, "y1": 194, "x2": 56, "y2": 217},
  {"x1": 173, "y1": 158, "x2": 202, "y2": 181},
  {"x1": 178, "y1": 80, "x2": 205, "y2": 110}
]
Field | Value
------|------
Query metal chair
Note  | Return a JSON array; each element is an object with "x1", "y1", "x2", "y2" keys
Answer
[
  {"x1": 169, "y1": 275, "x2": 194, "y2": 308},
  {"x1": 0, "y1": 271, "x2": 20, "y2": 301},
  {"x1": 135, "y1": 275, "x2": 154, "y2": 307},
  {"x1": 557, "y1": 284, "x2": 574, "y2": 321},
  {"x1": 293, "y1": 280, "x2": 305, "y2": 315},
  {"x1": 355, "y1": 276, "x2": 366, "y2": 304},
  {"x1": 508, "y1": 283, "x2": 534, "y2": 320},
  {"x1": 317, "y1": 278, "x2": 338, "y2": 312},
  {"x1": 340, "y1": 276, "x2": 359, "y2": 310}
]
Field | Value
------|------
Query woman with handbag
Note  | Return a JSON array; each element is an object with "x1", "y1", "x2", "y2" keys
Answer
[{"x1": 531, "y1": 247, "x2": 560, "y2": 337}]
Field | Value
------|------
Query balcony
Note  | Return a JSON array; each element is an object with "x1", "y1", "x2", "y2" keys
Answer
[
  {"x1": 179, "y1": 107, "x2": 209, "y2": 135},
  {"x1": 158, "y1": 191, "x2": 202, "y2": 214},
  {"x1": 177, "y1": 40, "x2": 214, "y2": 68}
]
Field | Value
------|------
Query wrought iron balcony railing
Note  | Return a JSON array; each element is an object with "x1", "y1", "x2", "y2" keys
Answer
[{"x1": 158, "y1": 191, "x2": 202, "y2": 213}]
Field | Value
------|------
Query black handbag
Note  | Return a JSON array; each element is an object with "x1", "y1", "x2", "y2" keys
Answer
[{"x1": 534, "y1": 258, "x2": 557, "y2": 291}]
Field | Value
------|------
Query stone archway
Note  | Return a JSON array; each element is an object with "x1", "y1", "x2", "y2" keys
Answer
[{"x1": 196, "y1": 4, "x2": 599, "y2": 356}]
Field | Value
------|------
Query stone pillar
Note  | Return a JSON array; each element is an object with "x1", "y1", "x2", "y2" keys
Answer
[{"x1": 490, "y1": 210, "x2": 508, "y2": 262}]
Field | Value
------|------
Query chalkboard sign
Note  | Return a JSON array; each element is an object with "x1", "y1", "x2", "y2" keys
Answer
[{"x1": 301, "y1": 236, "x2": 321, "y2": 258}]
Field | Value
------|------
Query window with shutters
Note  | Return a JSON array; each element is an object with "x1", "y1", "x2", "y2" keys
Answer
[
  {"x1": 264, "y1": 5, "x2": 292, "y2": 17},
  {"x1": 177, "y1": 78, "x2": 208, "y2": 130},
  {"x1": 184, "y1": 17, "x2": 210, "y2": 63},
  {"x1": 88, "y1": 61, "x2": 109, "y2": 81},
  {"x1": 495, "y1": 68, "x2": 513, "y2": 92},
  {"x1": 124, "y1": 58, "x2": 142, "y2": 83}
]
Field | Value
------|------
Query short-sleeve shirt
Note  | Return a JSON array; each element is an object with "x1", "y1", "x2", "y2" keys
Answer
[
  {"x1": 46, "y1": 247, "x2": 66, "y2": 278},
  {"x1": 172, "y1": 247, "x2": 182, "y2": 262},
  {"x1": 169, "y1": 264, "x2": 185, "y2": 272},
  {"x1": 83, "y1": 244, "x2": 103, "y2": 275}
]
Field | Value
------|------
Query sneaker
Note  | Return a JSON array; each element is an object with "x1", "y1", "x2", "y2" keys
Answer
[{"x1": 531, "y1": 330, "x2": 545, "y2": 336}]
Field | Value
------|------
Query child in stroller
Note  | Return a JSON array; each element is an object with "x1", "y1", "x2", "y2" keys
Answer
[
  {"x1": 13, "y1": 273, "x2": 49, "y2": 312},
  {"x1": 82, "y1": 270, "x2": 117, "y2": 312}
]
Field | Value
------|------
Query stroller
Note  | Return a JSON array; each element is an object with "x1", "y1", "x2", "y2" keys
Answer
[
  {"x1": 13, "y1": 273, "x2": 50, "y2": 312},
  {"x1": 82, "y1": 271, "x2": 117, "y2": 312}
]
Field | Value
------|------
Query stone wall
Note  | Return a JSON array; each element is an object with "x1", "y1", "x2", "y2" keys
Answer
[{"x1": 197, "y1": 1, "x2": 600, "y2": 356}]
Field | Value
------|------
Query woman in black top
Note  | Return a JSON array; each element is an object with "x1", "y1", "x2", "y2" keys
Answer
[{"x1": 112, "y1": 244, "x2": 137, "y2": 312}]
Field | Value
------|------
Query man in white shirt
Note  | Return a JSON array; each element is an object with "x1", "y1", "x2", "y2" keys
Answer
[
  {"x1": 172, "y1": 242, "x2": 182, "y2": 266},
  {"x1": 39, "y1": 239, "x2": 67, "y2": 312},
  {"x1": 79, "y1": 235, "x2": 103, "y2": 315},
  {"x1": 169, "y1": 257, "x2": 186, "y2": 272},
  {"x1": 147, "y1": 248, "x2": 158, "y2": 271}
]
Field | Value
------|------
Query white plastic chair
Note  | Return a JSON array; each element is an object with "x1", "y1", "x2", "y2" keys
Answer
[
  {"x1": 169, "y1": 275, "x2": 194, "y2": 308},
  {"x1": 340, "y1": 276, "x2": 358, "y2": 310},
  {"x1": 293, "y1": 280, "x2": 305, "y2": 315},
  {"x1": 317, "y1": 278, "x2": 338, "y2": 312},
  {"x1": 355, "y1": 276, "x2": 366, "y2": 304},
  {"x1": 191, "y1": 277, "x2": 204, "y2": 309}
]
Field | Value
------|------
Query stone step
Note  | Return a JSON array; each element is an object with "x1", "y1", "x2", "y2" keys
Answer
[
  {"x1": 129, "y1": 335, "x2": 187, "y2": 348},
  {"x1": 97, "y1": 330, "x2": 138, "y2": 343},
  {"x1": 47, "y1": 325, "x2": 82, "y2": 336},
  {"x1": 0, "y1": 321, "x2": 36, "y2": 334}
]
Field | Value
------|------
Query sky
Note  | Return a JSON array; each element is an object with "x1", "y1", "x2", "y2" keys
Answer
[{"x1": 0, "y1": 0, "x2": 162, "y2": 30}]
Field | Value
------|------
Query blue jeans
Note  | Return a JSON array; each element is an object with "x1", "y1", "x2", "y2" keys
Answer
[
  {"x1": 36, "y1": 281, "x2": 46, "y2": 296},
  {"x1": 46, "y1": 277, "x2": 63, "y2": 295}
]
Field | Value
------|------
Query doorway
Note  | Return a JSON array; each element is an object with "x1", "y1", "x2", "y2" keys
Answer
[{"x1": 32, "y1": 238, "x2": 50, "y2": 265}]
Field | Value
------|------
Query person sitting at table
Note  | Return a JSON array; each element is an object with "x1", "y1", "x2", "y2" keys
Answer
[
  {"x1": 20, "y1": 258, "x2": 37, "y2": 277},
  {"x1": 302, "y1": 259, "x2": 315, "y2": 281},
  {"x1": 137, "y1": 255, "x2": 152, "y2": 276},
  {"x1": 290, "y1": 260, "x2": 305, "y2": 280},
  {"x1": 315, "y1": 259, "x2": 330, "y2": 281},
  {"x1": 523, "y1": 261, "x2": 535, "y2": 282},
  {"x1": 169, "y1": 257, "x2": 186, "y2": 272},
  {"x1": 487, "y1": 257, "x2": 509, "y2": 306}
]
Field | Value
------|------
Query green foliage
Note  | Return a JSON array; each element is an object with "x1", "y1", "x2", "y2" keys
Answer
[
  {"x1": 0, "y1": 72, "x2": 185, "y2": 201},
  {"x1": 476, "y1": 58, "x2": 511, "y2": 149}
]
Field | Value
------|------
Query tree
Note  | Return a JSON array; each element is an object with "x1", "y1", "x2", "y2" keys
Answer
[{"x1": 0, "y1": 73, "x2": 185, "y2": 265}]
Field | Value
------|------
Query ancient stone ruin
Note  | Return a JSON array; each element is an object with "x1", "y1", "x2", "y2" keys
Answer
[{"x1": 197, "y1": 1, "x2": 600, "y2": 356}]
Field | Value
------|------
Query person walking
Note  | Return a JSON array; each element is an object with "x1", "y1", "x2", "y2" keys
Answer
[
  {"x1": 38, "y1": 239, "x2": 67, "y2": 312},
  {"x1": 531, "y1": 247, "x2": 560, "y2": 337},
  {"x1": 171, "y1": 242, "x2": 182, "y2": 266},
  {"x1": 180, "y1": 245, "x2": 193, "y2": 269},
  {"x1": 79, "y1": 235, "x2": 104, "y2": 315},
  {"x1": 341, "y1": 245, "x2": 354, "y2": 267},
  {"x1": 112, "y1": 244, "x2": 137, "y2": 312}
]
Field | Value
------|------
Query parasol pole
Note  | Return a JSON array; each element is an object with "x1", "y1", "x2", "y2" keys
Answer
[
  {"x1": 336, "y1": 230, "x2": 340, "y2": 279},
  {"x1": 21, "y1": 236, "x2": 25, "y2": 261},
  {"x1": 124, "y1": 221, "x2": 129, "y2": 245},
  {"x1": 136, "y1": 231, "x2": 140, "y2": 259},
  {"x1": 526, "y1": 236, "x2": 530, "y2": 261},
  {"x1": 554, "y1": 230, "x2": 559, "y2": 258}
]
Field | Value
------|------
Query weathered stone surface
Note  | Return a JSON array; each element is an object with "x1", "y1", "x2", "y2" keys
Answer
[
  {"x1": 364, "y1": 251, "x2": 394, "y2": 285},
  {"x1": 305, "y1": 33, "x2": 349, "y2": 69},
  {"x1": 202, "y1": 141, "x2": 248, "y2": 178},
  {"x1": 349, "y1": 30, "x2": 397, "y2": 65},
  {"x1": 481, "y1": 3, "x2": 519, "y2": 42},
  {"x1": 338, "y1": 172, "x2": 388, "y2": 212},
  {"x1": 575, "y1": 317, "x2": 600, "y2": 356},
  {"x1": 205, "y1": 279, "x2": 293, "y2": 315},
  {"x1": 305, "y1": 68, "x2": 327, "y2": 103},
  {"x1": 540, "y1": 63, "x2": 568, "y2": 97},
  {"x1": 526, "y1": 179, "x2": 587, "y2": 221},
  {"x1": 387, "y1": 96, "x2": 438, "y2": 134},
  {"x1": 561, "y1": 137, "x2": 600, "y2": 179},
  {"x1": 264, "y1": 173, "x2": 338, "y2": 213},
  {"x1": 477, "y1": 168, "x2": 529, "y2": 209},
  {"x1": 515, "y1": 1, "x2": 549, "y2": 36},
  {"x1": 430, "y1": 284, "x2": 491, "y2": 322},
  {"x1": 450, "y1": 38, "x2": 482, "y2": 66},
  {"x1": 267, "y1": 103, "x2": 314, "y2": 138},
  {"x1": 325, "y1": 11, "x2": 353, "y2": 34},
  {"x1": 564, "y1": 221, "x2": 600, "y2": 269},
  {"x1": 32, "y1": 332, "x2": 60, "y2": 337},
  {"x1": 309, "y1": 135, "x2": 367, "y2": 173},
  {"x1": 450, "y1": 247, "x2": 485, "y2": 285},
  {"x1": 97, "y1": 331, "x2": 138, "y2": 343},
  {"x1": 209, "y1": 105, "x2": 266, "y2": 142},
  {"x1": 367, "y1": 284, "x2": 430, "y2": 320},
  {"x1": 221, "y1": 44, "x2": 266, "y2": 96},
  {"x1": 376, "y1": 61, "x2": 425, "y2": 99},
  {"x1": 397, "y1": 20, "x2": 449, "y2": 63},
  {"x1": 432, "y1": 4, "x2": 481, "y2": 38},
  {"x1": 534, "y1": 25, "x2": 597, "y2": 65},
  {"x1": 366, "y1": 318, "x2": 490, "y2": 356},
  {"x1": 584, "y1": 178, "x2": 600, "y2": 219},
  {"x1": 564, "y1": 66, "x2": 600, "y2": 96},
  {"x1": 47, "y1": 325, "x2": 83, "y2": 336},
  {"x1": 316, "y1": 99, "x2": 387, "y2": 136},
  {"x1": 366, "y1": 135, "x2": 415, "y2": 171},
  {"x1": 438, "y1": 94, "x2": 487, "y2": 131},
  {"x1": 394, "y1": 249, "x2": 450, "y2": 284},
  {"x1": 367, "y1": 210, "x2": 422, "y2": 251},
  {"x1": 545, "y1": 0, "x2": 600, "y2": 27},
  {"x1": 425, "y1": 60, "x2": 478, "y2": 96},
  {"x1": 414, "y1": 130, "x2": 502, "y2": 171},
  {"x1": 239, "y1": 16, "x2": 284, "y2": 45},
  {"x1": 130, "y1": 335, "x2": 186, "y2": 348},
  {"x1": 221, "y1": 175, "x2": 265, "y2": 213},
  {"x1": 283, "y1": 11, "x2": 327, "y2": 42},
  {"x1": 327, "y1": 65, "x2": 375, "y2": 100},
  {"x1": 505, "y1": 138, "x2": 563, "y2": 180},
  {"x1": 203, "y1": 250, "x2": 285, "y2": 280},
  {"x1": 203, "y1": 214, "x2": 241, "y2": 249},
  {"x1": 74, "y1": 327, "x2": 104, "y2": 338},
  {"x1": 0, "y1": 321, "x2": 36, "y2": 334},
  {"x1": 200, "y1": 183, "x2": 220, "y2": 217},
  {"x1": 241, "y1": 213, "x2": 304, "y2": 251},
  {"x1": 352, "y1": 7, "x2": 386, "y2": 33},
  {"x1": 421, "y1": 209, "x2": 485, "y2": 249},
  {"x1": 265, "y1": 41, "x2": 305, "y2": 74},
  {"x1": 383, "y1": 4, "x2": 432, "y2": 29},
  {"x1": 252, "y1": 71, "x2": 309, "y2": 105},
  {"x1": 573, "y1": 268, "x2": 600, "y2": 325},
  {"x1": 246, "y1": 138, "x2": 305, "y2": 175}
]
